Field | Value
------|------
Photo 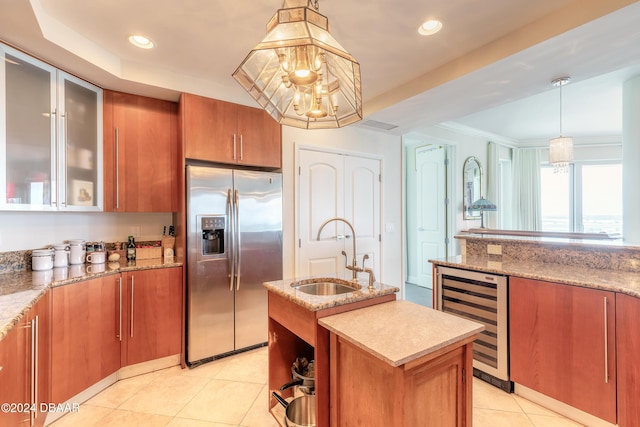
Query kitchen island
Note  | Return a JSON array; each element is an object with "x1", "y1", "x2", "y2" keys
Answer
[{"x1": 264, "y1": 275, "x2": 483, "y2": 427}]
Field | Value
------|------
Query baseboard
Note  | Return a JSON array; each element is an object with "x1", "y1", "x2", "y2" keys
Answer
[
  {"x1": 513, "y1": 383, "x2": 616, "y2": 427},
  {"x1": 44, "y1": 354, "x2": 181, "y2": 426},
  {"x1": 119, "y1": 354, "x2": 181, "y2": 379}
]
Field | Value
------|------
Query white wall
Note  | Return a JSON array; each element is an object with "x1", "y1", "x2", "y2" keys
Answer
[
  {"x1": 0, "y1": 211, "x2": 172, "y2": 251},
  {"x1": 281, "y1": 125, "x2": 403, "y2": 288}
]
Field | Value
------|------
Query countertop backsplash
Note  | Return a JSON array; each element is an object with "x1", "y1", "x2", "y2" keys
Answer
[{"x1": 0, "y1": 240, "x2": 165, "y2": 274}]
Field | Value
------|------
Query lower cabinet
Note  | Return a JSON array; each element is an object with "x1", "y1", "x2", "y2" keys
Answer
[
  {"x1": 616, "y1": 293, "x2": 640, "y2": 426},
  {"x1": 121, "y1": 267, "x2": 183, "y2": 366},
  {"x1": 51, "y1": 277, "x2": 121, "y2": 404},
  {"x1": 329, "y1": 334, "x2": 472, "y2": 427},
  {"x1": 510, "y1": 277, "x2": 617, "y2": 424},
  {"x1": 51, "y1": 266, "x2": 183, "y2": 404},
  {"x1": 0, "y1": 291, "x2": 49, "y2": 427}
]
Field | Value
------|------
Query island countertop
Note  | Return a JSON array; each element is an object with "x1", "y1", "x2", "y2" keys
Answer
[
  {"x1": 318, "y1": 300, "x2": 484, "y2": 367},
  {"x1": 263, "y1": 272, "x2": 399, "y2": 311}
]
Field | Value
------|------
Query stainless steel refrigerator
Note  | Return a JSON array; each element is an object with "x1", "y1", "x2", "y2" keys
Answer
[{"x1": 186, "y1": 164, "x2": 282, "y2": 366}]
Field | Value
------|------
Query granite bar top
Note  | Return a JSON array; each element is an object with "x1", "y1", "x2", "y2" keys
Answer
[
  {"x1": 0, "y1": 258, "x2": 183, "y2": 341},
  {"x1": 263, "y1": 272, "x2": 399, "y2": 311},
  {"x1": 318, "y1": 300, "x2": 484, "y2": 367},
  {"x1": 429, "y1": 255, "x2": 640, "y2": 298}
]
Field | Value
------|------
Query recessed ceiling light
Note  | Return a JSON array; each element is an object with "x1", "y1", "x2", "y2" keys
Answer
[
  {"x1": 418, "y1": 20, "x2": 443, "y2": 36},
  {"x1": 128, "y1": 35, "x2": 155, "y2": 49}
]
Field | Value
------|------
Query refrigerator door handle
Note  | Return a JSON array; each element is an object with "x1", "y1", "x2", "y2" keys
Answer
[
  {"x1": 235, "y1": 189, "x2": 241, "y2": 291},
  {"x1": 227, "y1": 188, "x2": 234, "y2": 292}
]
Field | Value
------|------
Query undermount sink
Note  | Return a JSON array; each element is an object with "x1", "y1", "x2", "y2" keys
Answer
[{"x1": 291, "y1": 278, "x2": 361, "y2": 296}]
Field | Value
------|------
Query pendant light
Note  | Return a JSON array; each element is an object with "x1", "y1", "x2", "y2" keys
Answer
[
  {"x1": 232, "y1": 0, "x2": 362, "y2": 129},
  {"x1": 549, "y1": 77, "x2": 573, "y2": 173}
]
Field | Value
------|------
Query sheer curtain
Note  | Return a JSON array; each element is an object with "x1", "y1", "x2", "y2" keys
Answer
[
  {"x1": 486, "y1": 142, "x2": 500, "y2": 228},
  {"x1": 512, "y1": 148, "x2": 542, "y2": 230}
]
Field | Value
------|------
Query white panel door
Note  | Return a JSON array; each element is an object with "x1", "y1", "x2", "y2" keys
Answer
[
  {"x1": 298, "y1": 150, "x2": 345, "y2": 276},
  {"x1": 344, "y1": 155, "x2": 381, "y2": 279},
  {"x1": 416, "y1": 145, "x2": 447, "y2": 288},
  {"x1": 298, "y1": 148, "x2": 381, "y2": 280}
]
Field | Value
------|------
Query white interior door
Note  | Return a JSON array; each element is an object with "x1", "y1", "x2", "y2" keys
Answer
[
  {"x1": 298, "y1": 150, "x2": 345, "y2": 276},
  {"x1": 416, "y1": 145, "x2": 447, "y2": 288},
  {"x1": 298, "y1": 148, "x2": 381, "y2": 280},
  {"x1": 344, "y1": 155, "x2": 381, "y2": 279}
]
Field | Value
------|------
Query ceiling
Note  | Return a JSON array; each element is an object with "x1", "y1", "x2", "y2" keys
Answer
[{"x1": 1, "y1": 0, "x2": 640, "y2": 142}]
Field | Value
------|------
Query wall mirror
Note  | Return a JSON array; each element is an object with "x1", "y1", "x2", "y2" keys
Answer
[{"x1": 463, "y1": 156, "x2": 482, "y2": 219}]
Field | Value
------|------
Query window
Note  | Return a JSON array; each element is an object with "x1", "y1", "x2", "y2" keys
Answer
[{"x1": 540, "y1": 161, "x2": 622, "y2": 235}]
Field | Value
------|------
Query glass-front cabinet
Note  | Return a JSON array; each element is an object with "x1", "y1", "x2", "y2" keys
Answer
[{"x1": 0, "y1": 42, "x2": 102, "y2": 211}]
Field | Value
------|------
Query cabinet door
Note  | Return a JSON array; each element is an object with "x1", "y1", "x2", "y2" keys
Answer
[
  {"x1": 123, "y1": 267, "x2": 183, "y2": 366},
  {"x1": 104, "y1": 91, "x2": 178, "y2": 212},
  {"x1": 31, "y1": 292, "x2": 50, "y2": 427},
  {"x1": 510, "y1": 277, "x2": 616, "y2": 423},
  {"x1": 59, "y1": 72, "x2": 103, "y2": 211},
  {"x1": 236, "y1": 105, "x2": 281, "y2": 168},
  {"x1": 51, "y1": 277, "x2": 121, "y2": 403},
  {"x1": 616, "y1": 293, "x2": 640, "y2": 427},
  {"x1": 182, "y1": 93, "x2": 237, "y2": 164},
  {"x1": 1, "y1": 43, "x2": 57, "y2": 210},
  {"x1": 0, "y1": 316, "x2": 28, "y2": 426}
]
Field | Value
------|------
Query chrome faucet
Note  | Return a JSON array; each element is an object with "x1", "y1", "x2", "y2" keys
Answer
[
  {"x1": 316, "y1": 217, "x2": 359, "y2": 280},
  {"x1": 316, "y1": 217, "x2": 375, "y2": 289}
]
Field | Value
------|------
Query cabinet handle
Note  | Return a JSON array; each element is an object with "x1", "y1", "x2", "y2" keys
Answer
[
  {"x1": 115, "y1": 127, "x2": 120, "y2": 210},
  {"x1": 118, "y1": 276, "x2": 122, "y2": 341},
  {"x1": 240, "y1": 135, "x2": 244, "y2": 161},
  {"x1": 29, "y1": 316, "x2": 38, "y2": 426},
  {"x1": 130, "y1": 275, "x2": 135, "y2": 338},
  {"x1": 233, "y1": 134, "x2": 237, "y2": 160},
  {"x1": 603, "y1": 296, "x2": 609, "y2": 384},
  {"x1": 61, "y1": 112, "x2": 68, "y2": 207},
  {"x1": 51, "y1": 109, "x2": 58, "y2": 208}
]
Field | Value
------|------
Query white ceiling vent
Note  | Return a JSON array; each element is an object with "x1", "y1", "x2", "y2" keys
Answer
[{"x1": 359, "y1": 120, "x2": 399, "y2": 131}]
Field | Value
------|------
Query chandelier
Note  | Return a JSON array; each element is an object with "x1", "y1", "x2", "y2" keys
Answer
[
  {"x1": 232, "y1": 0, "x2": 362, "y2": 129},
  {"x1": 549, "y1": 77, "x2": 573, "y2": 173}
]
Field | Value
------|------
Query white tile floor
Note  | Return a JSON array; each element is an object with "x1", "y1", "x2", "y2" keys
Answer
[{"x1": 51, "y1": 346, "x2": 584, "y2": 426}]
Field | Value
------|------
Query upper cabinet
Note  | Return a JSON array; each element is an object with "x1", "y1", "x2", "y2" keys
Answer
[
  {"x1": 181, "y1": 93, "x2": 281, "y2": 168},
  {"x1": 0, "y1": 42, "x2": 103, "y2": 211},
  {"x1": 103, "y1": 91, "x2": 178, "y2": 212}
]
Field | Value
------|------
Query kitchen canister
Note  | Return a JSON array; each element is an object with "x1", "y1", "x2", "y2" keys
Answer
[
  {"x1": 68, "y1": 239, "x2": 86, "y2": 265},
  {"x1": 32, "y1": 248, "x2": 54, "y2": 271},
  {"x1": 53, "y1": 244, "x2": 70, "y2": 267}
]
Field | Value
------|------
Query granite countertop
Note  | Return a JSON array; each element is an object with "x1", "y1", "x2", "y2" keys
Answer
[
  {"x1": 318, "y1": 300, "x2": 484, "y2": 367},
  {"x1": 429, "y1": 255, "x2": 640, "y2": 298},
  {"x1": 263, "y1": 272, "x2": 400, "y2": 311},
  {"x1": 0, "y1": 258, "x2": 183, "y2": 341}
]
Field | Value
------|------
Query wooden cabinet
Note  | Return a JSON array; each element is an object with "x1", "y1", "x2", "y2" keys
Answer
[
  {"x1": 510, "y1": 277, "x2": 617, "y2": 424},
  {"x1": 0, "y1": 311, "x2": 28, "y2": 426},
  {"x1": 51, "y1": 277, "x2": 121, "y2": 404},
  {"x1": 51, "y1": 267, "x2": 183, "y2": 403},
  {"x1": 121, "y1": 267, "x2": 183, "y2": 366},
  {"x1": 103, "y1": 90, "x2": 179, "y2": 212},
  {"x1": 181, "y1": 93, "x2": 281, "y2": 168},
  {"x1": 329, "y1": 334, "x2": 472, "y2": 427},
  {"x1": 0, "y1": 292, "x2": 50, "y2": 427},
  {"x1": 267, "y1": 291, "x2": 396, "y2": 427},
  {"x1": 616, "y1": 293, "x2": 640, "y2": 426}
]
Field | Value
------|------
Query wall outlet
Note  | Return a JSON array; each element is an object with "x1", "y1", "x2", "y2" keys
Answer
[
  {"x1": 487, "y1": 244, "x2": 502, "y2": 255},
  {"x1": 385, "y1": 223, "x2": 396, "y2": 233},
  {"x1": 131, "y1": 225, "x2": 141, "y2": 238}
]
